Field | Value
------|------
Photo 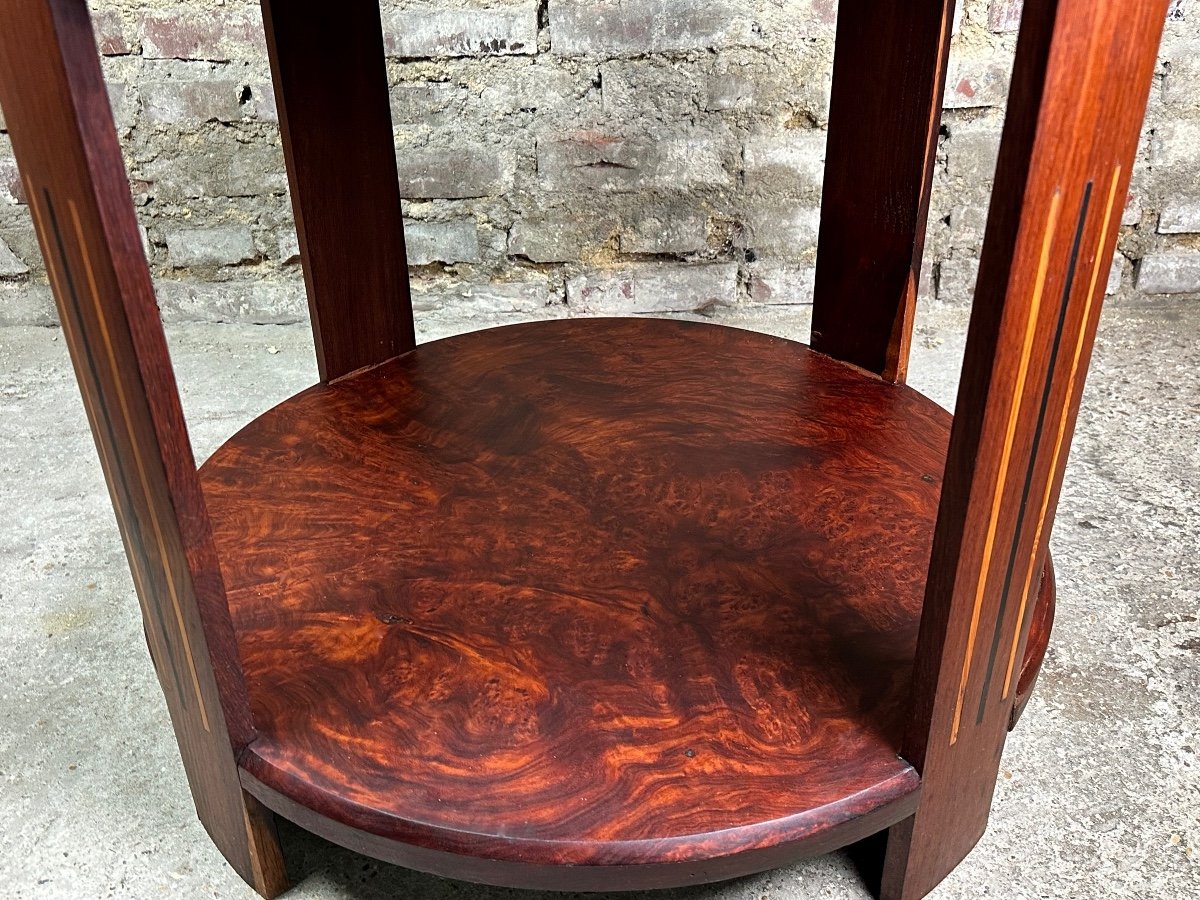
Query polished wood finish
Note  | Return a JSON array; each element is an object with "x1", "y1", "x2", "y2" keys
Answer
[
  {"x1": 201, "y1": 318, "x2": 939, "y2": 884},
  {"x1": 812, "y1": 1, "x2": 956, "y2": 382},
  {"x1": 260, "y1": 0, "x2": 415, "y2": 382},
  {"x1": 2, "y1": 0, "x2": 1164, "y2": 897},
  {"x1": 882, "y1": 2, "x2": 1169, "y2": 897},
  {"x1": 0, "y1": 1, "x2": 286, "y2": 895}
]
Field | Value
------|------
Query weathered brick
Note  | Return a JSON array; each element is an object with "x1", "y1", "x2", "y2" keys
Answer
[
  {"x1": 404, "y1": 222, "x2": 482, "y2": 265},
  {"x1": 537, "y1": 131, "x2": 732, "y2": 192},
  {"x1": 705, "y1": 71, "x2": 756, "y2": 112},
  {"x1": 1, "y1": 157, "x2": 25, "y2": 205},
  {"x1": 945, "y1": 120, "x2": 1004, "y2": 181},
  {"x1": 551, "y1": 0, "x2": 755, "y2": 57},
  {"x1": 139, "y1": 8, "x2": 265, "y2": 62},
  {"x1": 106, "y1": 82, "x2": 137, "y2": 136},
  {"x1": 1136, "y1": 252, "x2": 1200, "y2": 294},
  {"x1": 381, "y1": 4, "x2": 537, "y2": 58},
  {"x1": 742, "y1": 203, "x2": 820, "y2": 257},
  {"x1": 141, "y1": 79, "x2": 248, "y2": 125},
  {"x1": 390, "y1": 82, "x2": 464, "y2": 126},
  {"x1": 278, "y1": 231, "x2": 300, "y2": 264},
  {"x1": 1150, "y1": 120, "x2": 1200, "y2": 170},
  {"x1": 93, "y1": 9, "x2": 132, "y2": 56},
  {"x1": 939, "y1": 254, "x2": 980, "y2": 305},
  {"x1": 1158, "y1": 201, "x2": 1200, "y2": 234},
  {"x1": 397, "y1": 145, "x2": 510, "y2": 199},
  {"x1": 0, "y1": 236, "x2": 29, "y2": 278},
  {"x1": 567, "y1": 262, "x2": 737, "y2": 314},
  {"x1": 410, "y1": 274, "x2": 555, "y2": 315},
  {"x1": 508, "y1": 214, "x2": 614, "y2": 263},
  {"x1": 166, "y1": 226, "x2": 257, "y2": 268},
  {"x1": 747, "y1": 262, "x2": 816, "y2": 305},
  {"x1": 949, "y1": 201, "x2": 991, "y2": 251},
  {"x1": 987, "y1": 0, "x2": 1023, "y2": 33},
  {"x1": 141, "y1": 140, "x2": 287, "y2": 199},
  {"x1": 942, "y1": 54, "x2": 1011, "y2": 109},
  {"x1": 0, "y1": 283, "x2": 56, "y2": 326},
  {"x1": 743, "y1": 130, "x2": 826, "y2": 196},
  {"x1": 1107, "y1": 254, "x2": 1128, "y2": 295},
  {"x1": 155, "y1": 278, "x2": 307, "y2": 324},
  {"x1": 600, "y1": 59, "x2": 704, "y2": 117},
  {"x1": 1123, "y1": 191, "x2": 1143, "y2": 227},
  {"x1": 621, "y1": 210, "x2": 708, "y2": 255}
]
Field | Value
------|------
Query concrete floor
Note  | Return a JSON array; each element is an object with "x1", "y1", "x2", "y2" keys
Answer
[{"x1": 1, "y1": 303, "x2": 1197, "y2": 899}]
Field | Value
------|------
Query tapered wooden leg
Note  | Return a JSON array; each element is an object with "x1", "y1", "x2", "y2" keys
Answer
[
  {"x1": 812, "y1": 1, "x2": 956, "y2": 382},
  {"x1": 883, "y1": 1, "x2": 1168, "y2": 898},
  {"x1": 0, "y1": 2, "x2": 288, "y2": 895},
  {"x1": 261, "y1": 0, "x2": 415, "y2": 382}
]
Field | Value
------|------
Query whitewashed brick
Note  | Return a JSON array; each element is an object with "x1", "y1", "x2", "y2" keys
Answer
[
  {"x1": 1158, "y1": 201, "x2": 1200, "y2": 234},
  {"x1": 747, "y1": 262, "x2": 816, "y2": 305},
  {"x1": 1136, "y1": 253, "x2": 1200, "y2": 294},
  {"x1": 166, "y1": 226, "x2": 257, "y2": 268},
  {"x1": 404, "y1": 222, "x2": 482, "y2": 265},
  {"x1": 552, "y1": 0, "x2": 755, "y2": 57},
  {"x1": 382, "y1": 4, "x2": 537, "y2": 58},
  {"x1": 743, "y1": 130, "x2": 827, "y2": 195},
  {"x1": 567, "y1": 263, "x2": 737, "y2": 314}
]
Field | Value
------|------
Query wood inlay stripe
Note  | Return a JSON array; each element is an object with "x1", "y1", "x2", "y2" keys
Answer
[
  {"x1": 950, "y1": 190, "x2": 1062, "y2": 745},
  {"x1": 27, "y1": 183, "x2": 173, "y2": 680},
  {"x1": 68, "y1": 200, "x2": 210, "y2": 731},
  {"x1": 1001, "y1": 165, "x2": 1121, "y2": 698},
  {"x1": 976, "y1": 180, "x2": 1094, "y2": 724},
  {"x1": 34, "y1": 187, "x2": 194, "y2": 717}
]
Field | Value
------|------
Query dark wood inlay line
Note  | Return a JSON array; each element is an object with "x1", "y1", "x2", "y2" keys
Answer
[{"x1": 975, "y1": 179, "x2": 1093, "y2": 724}]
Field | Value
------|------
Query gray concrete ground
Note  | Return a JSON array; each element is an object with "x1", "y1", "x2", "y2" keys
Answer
[{"x1": 1, "y1": 303, "x2": 1197, "y2": 898}]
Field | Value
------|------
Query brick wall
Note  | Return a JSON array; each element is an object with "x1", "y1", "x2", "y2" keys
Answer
[{"x1": 1, "y1": 0, "x2": 1198, "y2": 325}]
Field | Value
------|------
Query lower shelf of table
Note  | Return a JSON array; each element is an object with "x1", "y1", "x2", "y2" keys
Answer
[{"x1": 199, "y1": 316, "x2": 1054, "y2": 889}]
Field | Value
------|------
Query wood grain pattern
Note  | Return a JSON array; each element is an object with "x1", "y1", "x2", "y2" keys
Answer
[
  {"x1": 260, "y1": 0, "x2": 415, "y2": 382},
  {"x1": 883, "y1": 1, "x2": 1169, "y2": 897},
  {"x1": 812, "y1": 1, "x2": 957, "y2": 382},
  {"x1": 0, "y1": 1, "x2": 286, "y2": 895},
  {"x1": 199, "y1": 317, "x2": 967, "y2": 884}
]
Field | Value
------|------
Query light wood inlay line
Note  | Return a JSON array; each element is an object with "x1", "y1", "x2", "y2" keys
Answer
[
  {"x1": 27, "y1": 184, "x2": 163, "y2": 660},
  {"x1": 1001, "y1": 164, "x2": 1122, "y2": 698},
  {"x1": 68, "y1": 200, "x2": 211, "y2": 732},
  {"x1": 951, "y1": 189, "x2": 1063, "y2": 745},
  {"x1": 35, "y1": 186, "x2": 194, "y2": 714}
]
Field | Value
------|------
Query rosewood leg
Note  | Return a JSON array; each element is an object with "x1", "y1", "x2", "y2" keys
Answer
[
  {"x1": 811, "y1": 1, "x2": 957, "y2": 382},
  {"x1": 879, "y1": 1, "x2": 1168, "y2": 897},
  {"x1": 0, "y1": 2, "x2": 287, "y2": 895},
  {"x1": 260, "y1": 0, "x2": 415, "y2": 382}
]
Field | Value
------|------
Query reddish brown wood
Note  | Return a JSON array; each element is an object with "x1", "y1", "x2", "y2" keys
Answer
[
  {"x1": 260, "y1": 0, "x2": 415, "y2": 382},
  {"x1": 882, "y1": 2, "x2": 1169, "y2": 898},
  {"x1": 812, "y1": 1, "x2": 957, "y2": 382},
  {"x1": 199, "y1": 317, "x2": 953, "y2": 884},
  {"x1": 1010, "y1": 560, "x2": 1054, "y2": 730},
  {"x1": 0, "y1": 0, "x2": 286, "y2": 895}
]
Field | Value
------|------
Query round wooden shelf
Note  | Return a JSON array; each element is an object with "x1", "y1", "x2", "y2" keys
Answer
[{"x1": 199, "y1": 317, "x2": 1053, "y2": 890}]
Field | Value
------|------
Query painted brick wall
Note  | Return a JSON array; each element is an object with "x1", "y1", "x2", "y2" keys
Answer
[{"x1": 0, "y1": 0, "x2": 1197, "y2": 325}]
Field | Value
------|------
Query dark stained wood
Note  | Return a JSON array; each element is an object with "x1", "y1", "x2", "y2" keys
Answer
[
  {"x1": 882, "y1": 2, "x2": 1170, "y2": 897},
  {"x1": 0, "y1": 1, "x2": 286, "y2": 895},
  {"x1": 811, "y1": 1, "x2": 957, "y2": 382},
  {"x1": 260, "y1": 0, "x2": 415, "y2": 382},
  {"x1": 200, "y1": 317, "x2": 955, "y2": 885},
  {"x1": 4, "y1": 0, "x2": 1161, "y2": 896}
]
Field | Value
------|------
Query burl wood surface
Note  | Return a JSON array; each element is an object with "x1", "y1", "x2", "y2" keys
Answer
[{"x1": 200, "y1": 317, "x2": 1039, "y2": 883}]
